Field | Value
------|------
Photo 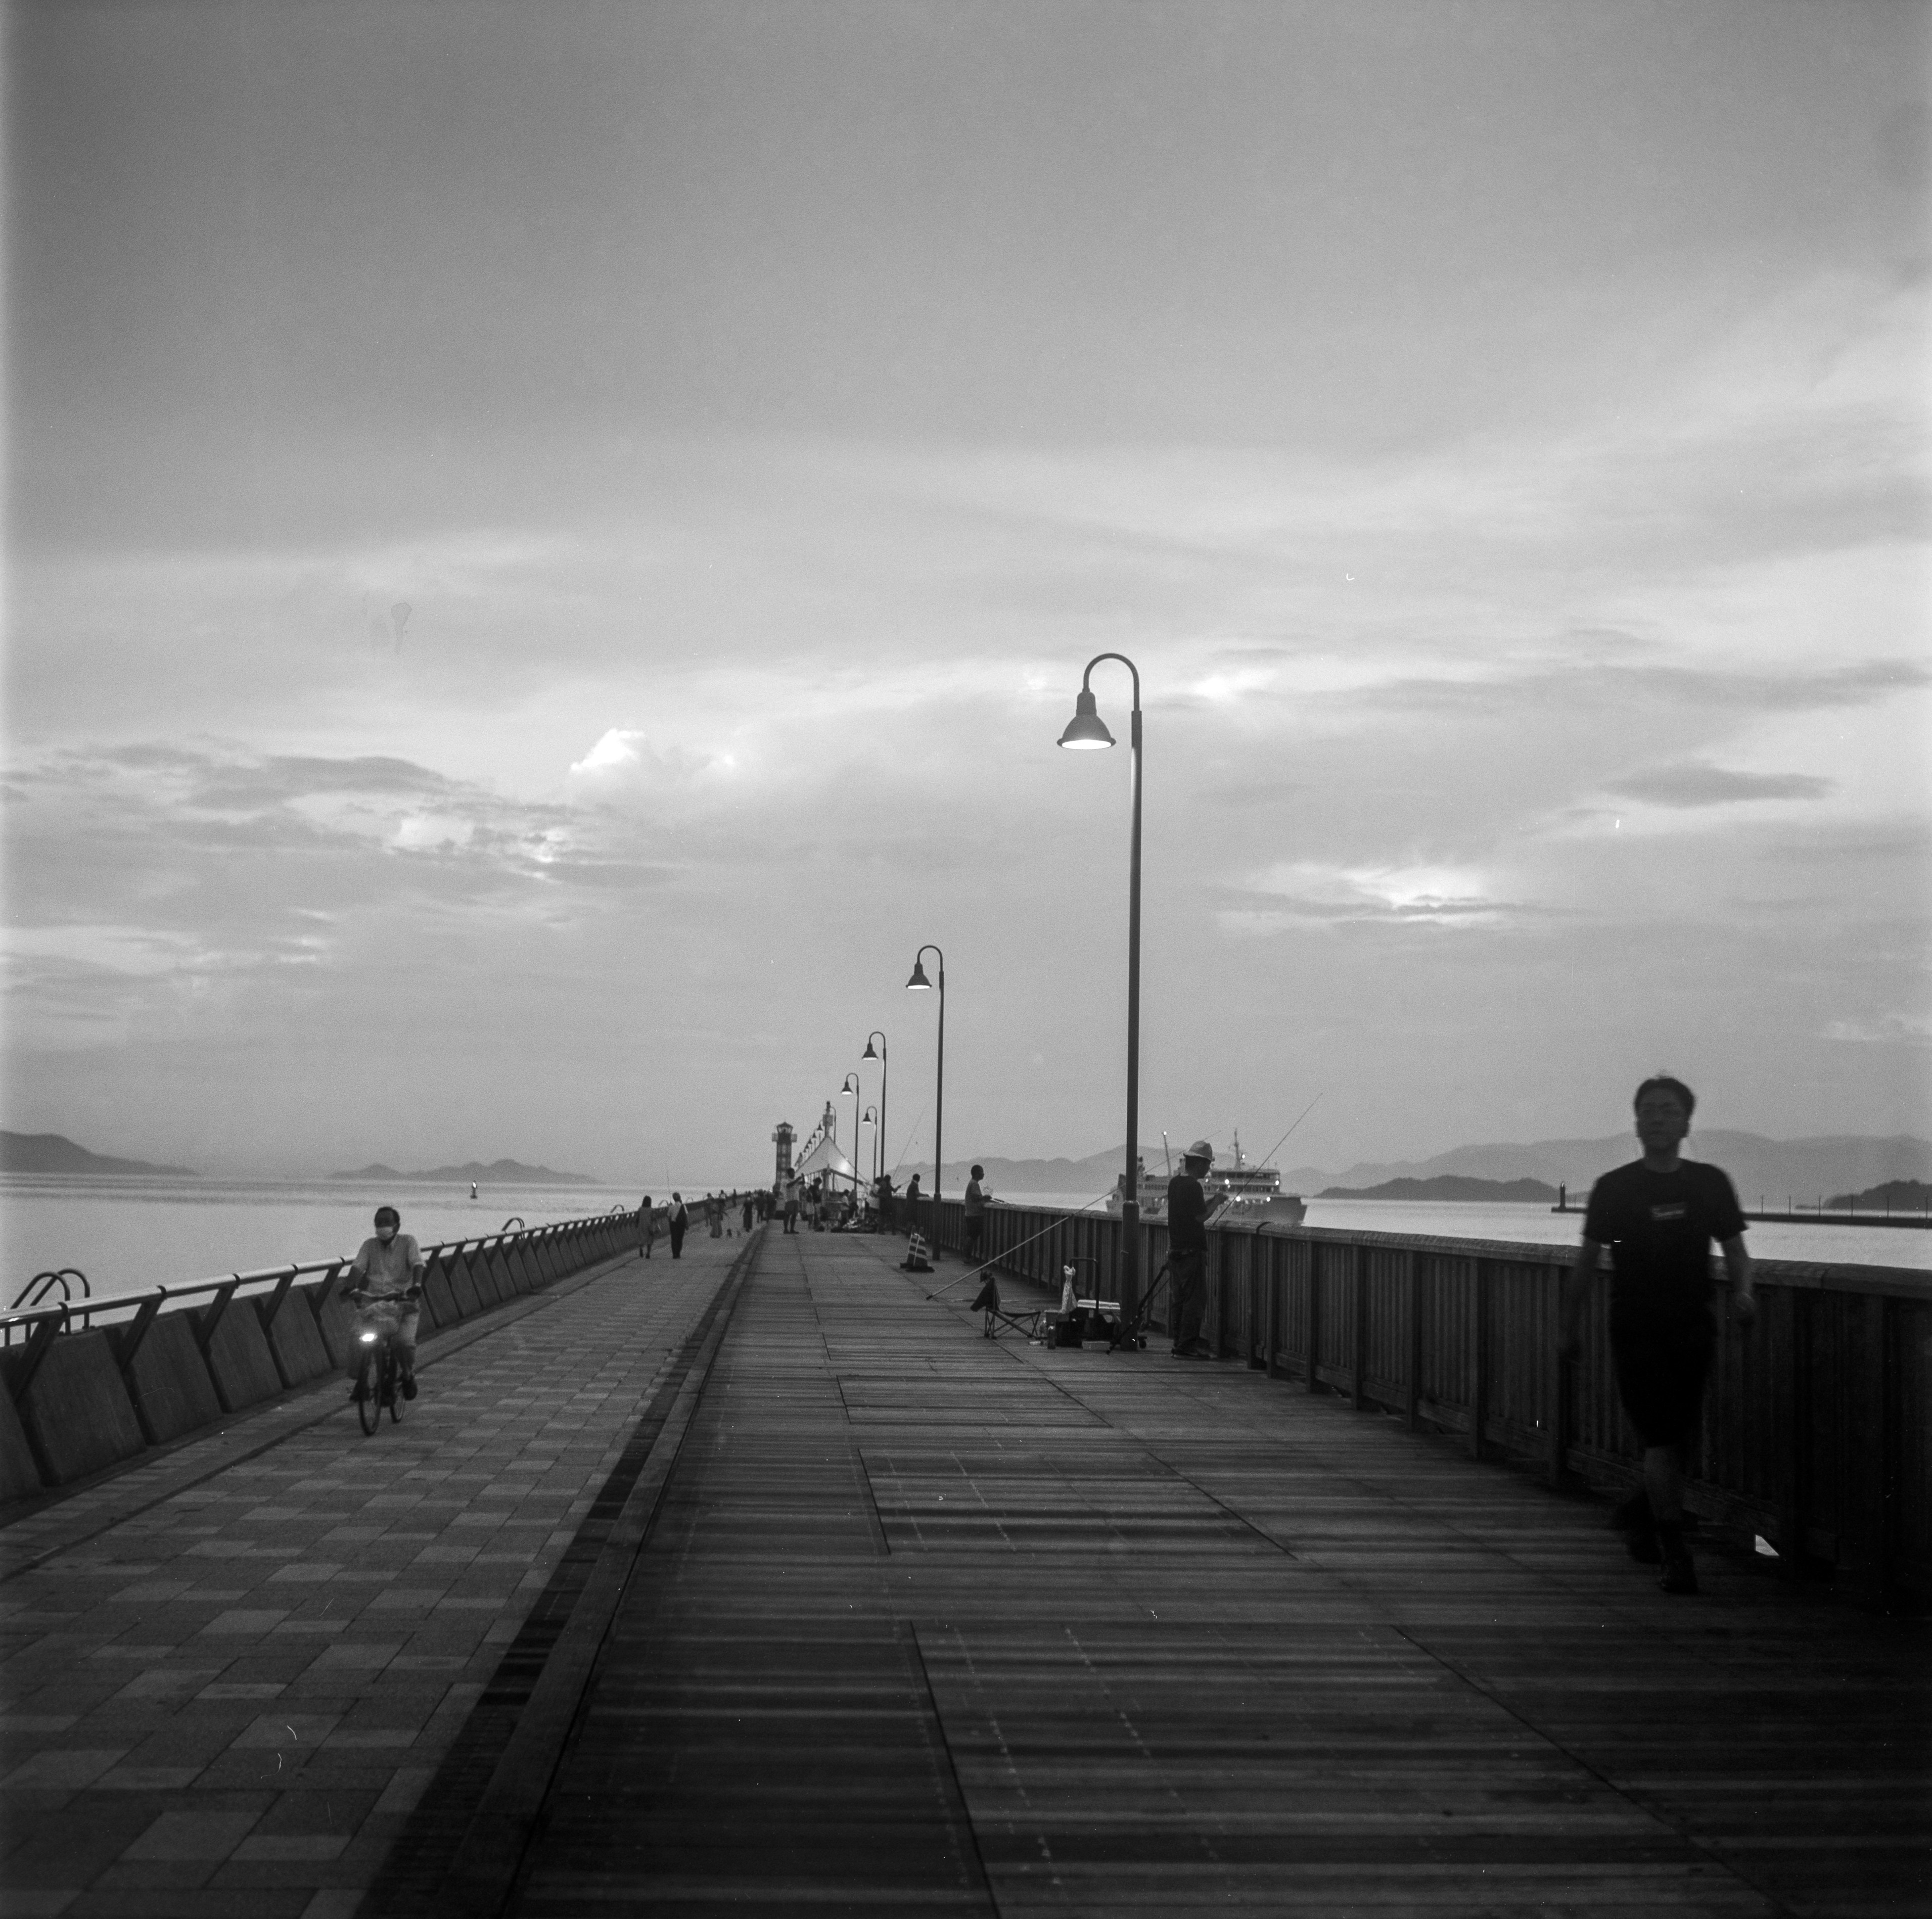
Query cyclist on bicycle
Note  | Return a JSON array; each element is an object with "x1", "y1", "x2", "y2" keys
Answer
[{"x1": 346, "y1": 1204, "x2": 425, "y2": 1400}]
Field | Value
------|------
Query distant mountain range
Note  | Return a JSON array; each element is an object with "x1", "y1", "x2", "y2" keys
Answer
[
  {"x1": 1826, "y1": 1179, "x2": 1931, "y2": 1212},
  {"x1": 0, "y1": 1130, "x2": 198, "y2": 1177},
  {"x1": 933, "y1": 1132, "x2": 1932, "y2": 1204},
  {"x1": 328, "y1": 1158, "x2": 596, "y2": 1185},
  {"x1": 1319, "y1": 1175, "x2": 1559, "y2": 1203}
]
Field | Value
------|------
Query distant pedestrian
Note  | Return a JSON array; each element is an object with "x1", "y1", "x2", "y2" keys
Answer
[
  {"x1": 783, "y1": 1180, "x2": 800, "y2": 1234},
  {"x1": 873, "y1": 1171, "x2": 894, "y2": 1233},
  {"x1": 708, "y1": 1192, "x2": 723, "y2": 1239},
  {"x1": 668, "y1": 1192, "x2": 689, "y2": 1259},
  {"x1": 1560, "y1": 1074, "x2": 1756, "y2": 1596},
  {"x1": 742, "y1": 1194, "x2": 754, "y2": 1233},
  {"x1": 1167, "y1": 1141, "x2": 1214, "y2": 1359},
  {"x1": 640, "y1": 1194, "x2": 655, "y2": 1260},
  {"x1": 963, "y1": 1164, "x2": 989, "y2": 1267}
]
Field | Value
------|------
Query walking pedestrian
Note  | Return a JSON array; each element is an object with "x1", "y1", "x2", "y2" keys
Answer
[
  {"x1": 1167, "y1": 1141, "x2": 1214, "y2": 1359},
  {"x1": 783, "y1": 1178, "x2": 800, "y2": 1234},
  {"x1": 708, "y1": 1192, "x2": 723, "y2": 1239},
  {"x1": 742, "y1": 1194, "x2": 754, "y2": 1233},
  {"x1": 668, "y1": 1192, "x2": 689, "y2": 1259},
  {"x1": 1559, "y1": 1074, "x2": 1756, "y2": 1595},
  {"x1": 639, "y1": 1194, "x2": 655, "y2": 1259}
]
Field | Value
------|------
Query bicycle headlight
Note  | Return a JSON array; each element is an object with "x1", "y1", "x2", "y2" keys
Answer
[{"x1": 359, "y1": 1331, "x2": 378, "y2": 1344}]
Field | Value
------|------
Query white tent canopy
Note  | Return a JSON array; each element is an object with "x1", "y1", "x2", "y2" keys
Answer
[{"x1": 792, "y1": 1132, "x2": 860, "y2": 1191}]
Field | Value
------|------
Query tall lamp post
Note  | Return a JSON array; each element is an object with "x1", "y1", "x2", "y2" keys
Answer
[
  {"x1": 862, "y1": 1106, "x2": 878, "y2": 1187},
  {"x1": 839, "y1": 1072, "x2": 861, "y2": 1200},
  {"x1": 906, "y1": 946, "x2": 945, "y2": 1255},
  {"x1": 861, "y1": 1031, "x2": 888, "y2": 1196},
  {"x1": 1059, "y1": 653, "x2": 1143, "y2": 1327}
]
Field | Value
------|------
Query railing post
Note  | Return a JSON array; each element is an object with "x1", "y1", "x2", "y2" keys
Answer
[
  {"x1": 1404, "y1": 1249, "x2": 1422, "y2": 1432},
  {"x1": 1351, "y1": 1241, "x2": 1367, "y2": 1410},
  {"x1": 1878, "y1": 1296, "x2": 1900, "y2": 1609},
  {"x1": 114, "y1": 1292, "x2": 166, "y2": 1377},
  {"x1": 1779, "y1": 1288, "x2": 1811, "y2": 1572},
  {"x1": 10, "y1": 1309, "x2": 67, "y2": 1401},
  {"x1": 1306, "y1": 1241, "x2": 1322, "y2": 1393},
  {"x1": 1468, "y1": 1257, "x2": 1487, "y2": 1462},
  {"x1": 1548, "y1": 1261, "x2": 1573, "y2": 1489},
  {"x1": 261, "y1": 1265, "x2": 299, "y2": 1328},
  {"x1": 196, "y1": 1280, "x2": 240, "y2": 1354}
]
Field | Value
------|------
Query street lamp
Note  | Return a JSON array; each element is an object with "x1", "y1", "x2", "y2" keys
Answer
[
  {"x1": 840, "y1": 1072, "x2": 861, "y2": 1200},
  {"x1": 1059, "y1": 652, "x2": 1143, "y2": 1328},
  {"x1": 907, "y1": 946, "x2": 944, "y2": 1255},
  {"x1": 862, "y1": 1106, "x2": 878, "y2": 1188},
  {"x1": 861, "y1": 1030, "x2": 888, "y2": 1194}
]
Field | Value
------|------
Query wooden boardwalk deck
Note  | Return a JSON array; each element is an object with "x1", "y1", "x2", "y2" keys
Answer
[{"x1": 495, "y1": 1229, "x2": 1927, "y2": 1918}]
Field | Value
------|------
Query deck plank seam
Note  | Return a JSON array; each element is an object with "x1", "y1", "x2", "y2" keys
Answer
[
  {"x1": 896, "y1": 1243, "x2": 1309, "y2": 1562},
  {"x1": 1388, "y1": 1621, "x2": 1810, "y2": 1919},
  {"x1": 904, "y1": 1620, "x2": 1004, "y2": 1912},
  {"x1": 403, "y1": 1226, "x2": 765, "y2": 1919}
]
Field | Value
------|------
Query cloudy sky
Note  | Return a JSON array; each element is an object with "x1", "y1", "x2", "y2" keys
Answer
[{"x1": 6, "y1": 1, "x2": 1928, "y2": 1186}]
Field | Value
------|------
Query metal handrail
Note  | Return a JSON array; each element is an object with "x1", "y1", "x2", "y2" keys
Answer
[
  {"x1": 9, "y1": 1268, "x2": 89, "y2": 1310},
  {"x1": 2, "y1": 1203, "x2": 643, "y2": 1346}
]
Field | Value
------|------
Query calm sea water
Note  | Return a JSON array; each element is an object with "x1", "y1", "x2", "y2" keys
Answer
[
  {"x1": 993, "y1": 1191, "x2": 1932, "y2": 1273},
  {"x1": 0, "y1": 1174, "x2": 745, "y2": 1306},
  {"x1": 8, "y1": 1177, "x2": 1923, "y2": 1310}
]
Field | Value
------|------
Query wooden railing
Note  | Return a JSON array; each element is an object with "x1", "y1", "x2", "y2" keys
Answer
[{"x1": 897, "y1": 1195, "x2": 1931, "y2": 1608}]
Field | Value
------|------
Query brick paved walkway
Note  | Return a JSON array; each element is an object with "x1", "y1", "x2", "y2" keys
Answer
[{"x1": 0, "y1": 1235, "x2": 740, "y2": 1917}]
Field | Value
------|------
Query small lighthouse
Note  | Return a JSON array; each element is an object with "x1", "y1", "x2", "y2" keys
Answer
[{"x1": 771, "y1": 1120, "x2": 796, "y2": 1194}]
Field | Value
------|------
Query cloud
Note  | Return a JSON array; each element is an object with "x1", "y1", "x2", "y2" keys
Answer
[
  {"x1": 1223, "y1": 858, "x2": 1526, "y2": 932},
  {"x1": 1824, "y1": 1012, "x2": 1932, "y2": 1047},
  {"x1": 1606, "y1": 762, "x2": 1836, "y2": 808}
]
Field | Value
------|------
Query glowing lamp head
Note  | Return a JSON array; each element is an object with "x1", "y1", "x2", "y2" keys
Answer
[
  {"x1": 861, "y1": 1037, "x2": 879, "y2": 1059},
  {"x1": 906, "y1": 958, "x2": 932, "y2": 990},
  {"x1": 1057, "y1": 687, "x2": 1114, "y2": 749}
]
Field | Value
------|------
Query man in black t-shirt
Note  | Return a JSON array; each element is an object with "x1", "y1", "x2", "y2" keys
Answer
[
  {"x1": 1560, "y1": 1075, "x2": 1756, "y2": 1595},
  {"x1": 1167, "y1": 1141, "x2": 1215, "y2": 1359}
]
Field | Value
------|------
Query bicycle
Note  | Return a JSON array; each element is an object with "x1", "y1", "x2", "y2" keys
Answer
[{"x1": 348, "y1": 1286, "x2": 420, "y2": 1434}]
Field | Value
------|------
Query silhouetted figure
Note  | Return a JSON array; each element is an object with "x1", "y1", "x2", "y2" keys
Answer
[
  {"x1": 1168, "y1": 1142, "x2": 1214, "y2": 1359},
  {"x1": 963, "y1": 1164, "x2": 989, "y2": 1267},
  {"x1": 1560, "y1": 1075, "x2": 1757, "y2": 1595}
]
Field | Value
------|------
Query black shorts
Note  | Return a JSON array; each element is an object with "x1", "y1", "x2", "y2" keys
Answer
[{"x1": 1610, "y1": 1318, "x2": 1713, "y2": 1448}]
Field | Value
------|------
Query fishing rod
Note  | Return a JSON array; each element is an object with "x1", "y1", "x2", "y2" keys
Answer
[
  {"x1": 1254, "y1": 1092, "x2": 1323, "y2": 1175},
  {"x1": 890, "y1": 1103, "x2": 930, "y2": 1176},
  {"x1": 924, "y1": 1187, "x2": 1116, "y2": 1299}
]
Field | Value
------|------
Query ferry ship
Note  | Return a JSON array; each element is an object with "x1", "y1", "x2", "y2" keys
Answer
[
  {"x1": 1208, "y1": 1131, "x2": 1307, "y2": 1226},
  {"x1": 1105, "y1": 1132, "x2": 1307, "y2": 1227}
]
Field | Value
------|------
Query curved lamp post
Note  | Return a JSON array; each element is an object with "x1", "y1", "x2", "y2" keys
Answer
[
  {"x1": 906, "y1": 946, "x2": 945, "y2": 1254},
  {"x1": 839, "y1": 1072, "x2": 861, "y2": 1198},
  {"x1": 861, "y1": 1030, "x2": 889, "y2": 1195},
  {"x1": 1059, "y1": 652, "x2": 1143, "y2": 1327}
]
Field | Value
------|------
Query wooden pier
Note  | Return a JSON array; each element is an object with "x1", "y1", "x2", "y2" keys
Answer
[{"x1": 3, "y1": 1226, "x2": 1927, "y2": 1915}]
